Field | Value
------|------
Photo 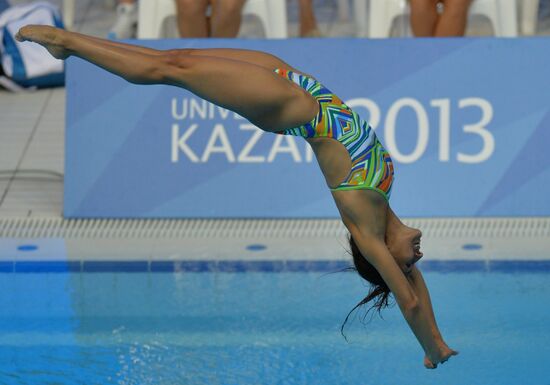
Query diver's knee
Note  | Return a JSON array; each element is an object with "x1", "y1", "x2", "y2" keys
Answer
[{"x1": 158, "y1": 49, "x2": 197, "y2": 83}]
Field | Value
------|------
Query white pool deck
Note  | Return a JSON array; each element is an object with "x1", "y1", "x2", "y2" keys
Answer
[{"x1": 1, "y1": 0, "x2": 549, "y2": 262}]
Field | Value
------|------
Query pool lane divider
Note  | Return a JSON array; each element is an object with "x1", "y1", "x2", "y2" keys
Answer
[{"x1": 0, "y1": 260, "x2": 550, "y2": 273}]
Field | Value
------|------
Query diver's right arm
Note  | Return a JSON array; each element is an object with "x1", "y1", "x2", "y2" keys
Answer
[{"x1": 350, "y1": 227, "x2": 446, "y2": 367}]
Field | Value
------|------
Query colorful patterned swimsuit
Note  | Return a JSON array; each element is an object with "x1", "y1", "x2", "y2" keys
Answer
[{"x1": 274, "y1": 68, "x2": 395, "y2": 201}]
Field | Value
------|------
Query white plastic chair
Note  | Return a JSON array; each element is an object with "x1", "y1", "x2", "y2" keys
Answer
[
  {"x1": 361, "y1": 0, "x2": 519, "y2": 38},
  {"x1": 360, "y1": 0, "x2": 406, "y2": 38},
  {"x1": 470, "y1": 0, "x2": 518, "y2": 36},
  {"x1": 137, "y1": 0, "x2": 288, "y2": 39}
]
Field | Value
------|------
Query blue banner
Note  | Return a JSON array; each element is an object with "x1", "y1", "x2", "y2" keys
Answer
[{"x1": 65, "y1": 38, "x2": 550, "y2": 218}]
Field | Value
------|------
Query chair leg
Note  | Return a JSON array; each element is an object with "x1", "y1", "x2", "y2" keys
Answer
[
  {"x1": 498, "y1": 0, "x2": 518, "y2": 37},
  {"x1": 521, "y1": 0, "x2": 539, "y2": 35},
  {"x1": 63, "y1": 0, "x2": 75, "y2": 30},
  {"x1": 264, "y1": 0, "x2": 288, "y2": 38},
  {"x1": 353, "y1": 0, "x2": 369, "y2": 37}
]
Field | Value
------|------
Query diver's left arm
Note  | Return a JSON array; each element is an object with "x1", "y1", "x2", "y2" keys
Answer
[
  {"x1": 408, "y1": 266, "x2": 459, "y2": 367},
  {"x1": 407, "y1": 267, "x2": 442, "y2": 341}
]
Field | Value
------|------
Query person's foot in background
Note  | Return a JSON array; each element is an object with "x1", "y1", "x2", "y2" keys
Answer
[{"x1": 108, "y1": 0, "x2": 138, "y2": 39}]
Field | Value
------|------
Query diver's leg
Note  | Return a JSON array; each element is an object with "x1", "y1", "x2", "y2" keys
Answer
[
  {"x1": 74, "y1": 34, "x2": 302, "y2": 73},
  {"x1": 16, "y1": 25, "x2": 316, "y2": 132}
]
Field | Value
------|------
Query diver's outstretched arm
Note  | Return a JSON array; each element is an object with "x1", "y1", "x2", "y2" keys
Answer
[
  {"x1": 350, "y1": 230, "x2": 455, "y2": 369},
  {"x1": 408, "y1": 266, "x2": 458, "y2": 368},
  {"x1": 408, "y1": 267, "x2": 443, "y2": 341},
  {"x1": 16, "y1": 25, "x2": 317, "y2": 132}
]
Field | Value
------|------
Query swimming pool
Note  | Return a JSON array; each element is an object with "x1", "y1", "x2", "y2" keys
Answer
[{"x1": 1, "y1": 262, "x2": 549, "y2": 385}]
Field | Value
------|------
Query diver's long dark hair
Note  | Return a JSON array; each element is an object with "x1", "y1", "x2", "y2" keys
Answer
[{"x1": 341, "y1": 234, "x2": 392, "y2": 339}]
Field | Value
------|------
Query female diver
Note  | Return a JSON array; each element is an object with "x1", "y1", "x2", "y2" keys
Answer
[{"x1": 16, "y1": 25, "x2": 457, "y2": 369}]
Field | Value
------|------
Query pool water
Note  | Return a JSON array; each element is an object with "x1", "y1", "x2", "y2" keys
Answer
[{"x1": 1, "y1": 269, "x2": 549, "y2": 384}]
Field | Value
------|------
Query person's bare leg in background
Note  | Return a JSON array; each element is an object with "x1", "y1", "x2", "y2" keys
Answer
[
  {"x1": 210, "y1": 0, "x2": 246, "y2": 37},
  {"x1": 410, "y1": 0, "x2": 472, "y2": 37},
  {"x1": 175, "y1": 0, "x2": 210, "y2": 37},
  {"x1": 299, "y1": 0, "x2": 321, "y2": 37}
]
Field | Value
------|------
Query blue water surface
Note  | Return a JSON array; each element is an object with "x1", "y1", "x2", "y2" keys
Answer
[{"x1": 0, "y1": 269, "x2": 549, "y2": 385}]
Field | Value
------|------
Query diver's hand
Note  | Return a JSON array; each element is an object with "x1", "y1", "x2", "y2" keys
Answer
[{"x1": 424, "y1": 343, "x2": 459, "y2": 369}]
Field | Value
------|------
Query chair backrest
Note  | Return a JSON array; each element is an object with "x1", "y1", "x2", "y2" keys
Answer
[
  {"x1": 365, "y1": 0, "x2": 518, "y2": 38},
  {"x1": 469, "y1": 0, "x2": 518, "y2": 37}
]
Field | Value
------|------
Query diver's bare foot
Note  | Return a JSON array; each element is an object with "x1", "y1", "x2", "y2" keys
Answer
[{"x1": 16, "y1": 25, "x2": 71, "y2": 60}]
